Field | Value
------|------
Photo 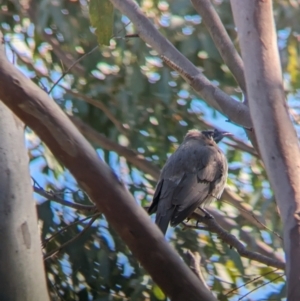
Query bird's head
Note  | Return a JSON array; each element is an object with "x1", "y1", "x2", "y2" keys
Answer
[{"x1": 201, "y1": 129, "x2": 233, "y2": 143}]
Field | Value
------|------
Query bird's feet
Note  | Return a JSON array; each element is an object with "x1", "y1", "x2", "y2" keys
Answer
[{"x1": 199, "y1": 208, "x2": 213, "y2": 219}]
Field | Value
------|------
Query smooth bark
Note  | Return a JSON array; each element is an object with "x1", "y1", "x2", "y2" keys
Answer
[
  {"x1": 231, "y1": 1, "x2": 300, "y2": 299},
  {"x1": 191, "y1": 0, "x2": 246, "y2": 93},
  {"x1": 109, "y1": 0, "x2": 252, "y2": 129},
  {"x1": 0, "y1": 32, "x2": 216, "y2": 301},
  {"x1": 0, "y1": 102, "x2": 50, "y2": 301}
]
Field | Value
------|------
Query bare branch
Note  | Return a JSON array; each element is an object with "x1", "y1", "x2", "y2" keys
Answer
[
  {"x1": 44, "y1": 214, "x2": 99, "y2": 260},
  {"x1": 33, "y1": 186, "x2": 97, "y2": 212},
  {"x1": 0, "y1": 100, "x2": 50, "y2": 300},
  {"x1": 48, "y1": 46, "x2": 98, "y2": 94},
  {"x1": 222, "y1": 189, "x2": 267, "y2": 231},
  {"x1": 42, "y1": 214, "x2": 99, "y2": 248},
  {"x1": 209, "y1": 210, "x2": 285, "y2": 265},
  {"x1": 42, "y1": 34, "x2": 86, "y2": 77},
  {"x1": 6, "y1": 44, "x2": 129, "y2": 137},
  {"x1": 225, "y1": 268, "x2": 279, "y2": 297},
  {"x1": 70, "y1": 115, "x2": 160, "y2": 179},
  {"x1": 189, "y1": 210, "x2": 285, "y2": 270},
  {"x1": 231, "y1": 1, "x2": 300, "y2": 298},
  {"x1": 0, "y1": 31, "x2": 216, "y2": 301},
  {"x1": 64, "y1": 89, "x2": 129, "y2": 136},
  {"x1": 186, "y1": 251, "x2": 211, "y2": 292},
  {"x1": 238, "y1": 273, "x2": 284, "y2": 301},
  {"x1": 223, "y1": 140, "x2": 258, "y2": 158},
  {"x1": 190, "y1": 0, "x2": 246, "y2": 94},
  {"x1": 109, "y1": 0, "x2": 252, "y2": 129}
]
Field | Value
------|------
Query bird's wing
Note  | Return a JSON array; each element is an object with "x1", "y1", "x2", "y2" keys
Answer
[
  {"x1": 148, "y1": 179, "x2": 163, "y2": 215},
  {"x1": 148, "y1": 139, "x2": 227, "y2": 233},
  {"x1": 165, "y1": 143, "x2": 225, "y2": 226},
  {"x1": 148, "y1": 178, "x2": 179, "y2": 234},
  {"x1": 170, "y1": 172, "x2": 211, "y2": 226}
]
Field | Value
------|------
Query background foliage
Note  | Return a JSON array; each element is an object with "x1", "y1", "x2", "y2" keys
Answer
[{"x1": 1, "y1": 0, "x2": 300, "y2": 300}]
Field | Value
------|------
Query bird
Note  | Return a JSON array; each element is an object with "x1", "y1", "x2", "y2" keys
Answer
[{"x1": 148, "y1": 129, "x2": 231, "y2": 235}]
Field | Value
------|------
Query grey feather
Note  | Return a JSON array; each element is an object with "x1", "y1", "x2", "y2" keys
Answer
[{"x1": 148, "y1": 129, "x2": 229, "y2": 235}]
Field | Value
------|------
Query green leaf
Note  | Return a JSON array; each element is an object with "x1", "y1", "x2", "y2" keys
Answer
[
  {"x1": 152, "y1": 284, "x2": 165, "y2": 300},
  {"x1": 89, "y1": 0, "x2": 114, "y2": 46}
]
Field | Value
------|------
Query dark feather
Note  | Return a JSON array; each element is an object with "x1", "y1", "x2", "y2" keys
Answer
[{"x1": 148, "y1": 129, "x2": 228, "y2": 234}]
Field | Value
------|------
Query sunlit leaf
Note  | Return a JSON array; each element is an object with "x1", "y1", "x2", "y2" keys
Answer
[
  {"x1": 89, "y1": 0, "x2": 114, "y2": 46},
  {"x1": 152, "y1": 284, "x2": 165, "y2": 300}
]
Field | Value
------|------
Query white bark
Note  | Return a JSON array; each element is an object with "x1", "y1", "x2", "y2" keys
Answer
[
  {"x1": 231, "y1": 1, "x2": 300, "y2": 299},
  {"x1": 0, "y1": 102, "x2": 49, "y2": 301}
]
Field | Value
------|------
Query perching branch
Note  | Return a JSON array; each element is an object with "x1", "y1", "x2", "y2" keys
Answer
[
  {"x1": 0, "y1": 31, "x2": 216, "y2": 301},
  {"x1": 71, "y1": 115, "x2": 273, "y2": 233},
  {"x1": 189, "y1": 209, "x2": 285, "y2": 270},
  {"x1": 207, "y1": 209, "x2": 284, "y2": 265}
]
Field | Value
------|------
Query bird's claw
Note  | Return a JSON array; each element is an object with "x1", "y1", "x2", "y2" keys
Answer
[{"x1": 200, "y1": 208, "x2": 213, "y2": 219}]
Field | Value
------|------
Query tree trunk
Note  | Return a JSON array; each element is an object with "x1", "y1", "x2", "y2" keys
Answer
[
  {"x1": 231, "y1": 1, "x2": 300, "y2": 299},
  {"x1": 0, "y1": 102, "x2": 50, "y2": 301}
]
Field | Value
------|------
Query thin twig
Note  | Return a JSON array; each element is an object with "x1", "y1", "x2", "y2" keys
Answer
[
  {"x1": 237, "y1": 203, "x2": 283, "y2": 241},
  {"x1": 225, "y1": 268, "x2": 279, "y2": 296},
  {"x1": 7, "y1": 43, "x2": 129, "y2": 137},
  {"x1": 238, "y1": 274, "x2": 284, "y2": 300},
  {"x1": 34, "y1": 186, "x2": 97, "y2": 212},
  {"x1": 44, "y1": 214, "x2": 99, "y2": 261},
  {"x1": 42, "y1": 213, "x2": 100, "y2": 248},
  {"x1": 64, "y1": 88, "x2": 128, "y2": 136},
  {"x1": 49, "y1": 19, "x2": 134, "y2": 95},
  {"x1": 70, "y1": 115, "x2": 160, "y2": 179},
  {"x1": 48, "y1": 45, "x2": 98, "y2": 94}
]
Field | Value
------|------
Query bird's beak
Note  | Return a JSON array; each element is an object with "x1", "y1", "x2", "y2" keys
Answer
[{"x1": 222, "y1": 132, "x2": 233, "y2": 137}]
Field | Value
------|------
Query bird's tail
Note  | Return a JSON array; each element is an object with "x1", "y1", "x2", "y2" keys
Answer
[{"x1": 155, "y1": 208, "x2": 174, "y2": 235}]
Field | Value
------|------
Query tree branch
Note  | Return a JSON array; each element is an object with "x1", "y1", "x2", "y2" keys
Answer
[
  {"x1": 231, "y1": 1, "x2": 300, "y2": 298},
  {"x1": 189, "y1": 210, "x2": 285, "y2": 270},
  {"x1": 208, "y1": 209, "x2": 284, "y2": 265},
  {"x1": 190, "y1": 0, "x2": 246, "y2": 94},
  {"x1": 109, "y1": 0, "x2": 252, "y2": 129},
  {"x1": 222, "y1": 189, "x2": 267, "y2": 231},
  {"x1": 42, "y1": 214, "x2": 99, "y2": 248},
  {"x1": 64, "y1": 89, "x2": 129, "y2": 136},
  {"x1": 70, "y1": 115, "x2": 161, "y2": 179},
  {"x1": 5, "y1": 43, "x2": 128, "y2": 137},
  {"x1": 186, "y1": 251, "x2": 211, "y2": 291},
  {"x1": 44, "y1": 214, "x2": 99, "y2": 260},
  {"x1": 33, "y1": 186, "x2": 97, "y2": 212},
  {"x1": 0, "y1": 31, "x2": 216, "y2": 301},
  {"x1": 42, "y1": 34, "x2": 86, "y2": 77},
  {"x1": 71, "y1": 115, "x2": 270, "y2": 232}
]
